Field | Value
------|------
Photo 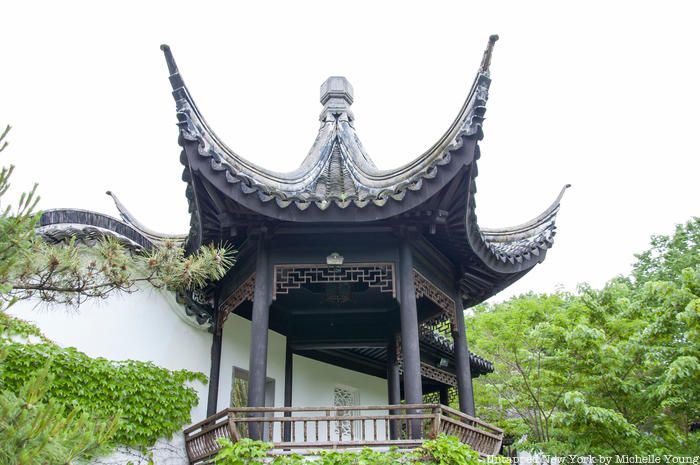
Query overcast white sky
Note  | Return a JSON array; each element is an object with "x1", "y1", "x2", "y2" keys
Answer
[{"x1": 2, "y1": 1, "x2": 699, "y2": 302}]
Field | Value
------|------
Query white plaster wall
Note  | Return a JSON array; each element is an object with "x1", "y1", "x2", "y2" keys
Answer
[
  {"x1": 217, "y1": 313, "x2": 287, "y2": 411},
  {"x1": 292, "y1": 355, "x2": 388, "y2": 408},
  {"x1": 290, "y1": 355, "x2": 390, "y2": 442}
]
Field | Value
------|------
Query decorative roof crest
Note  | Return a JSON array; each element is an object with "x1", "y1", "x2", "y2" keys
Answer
[{"x1": 320, "y1": 76, "x2": 354, "y2": 122}]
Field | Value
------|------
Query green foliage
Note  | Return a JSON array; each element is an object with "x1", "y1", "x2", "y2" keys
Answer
[
  {"x1": 0, "y1": 314, "x2": 206, "y2": 449},
  {"x1": 4, "y1": 234, "x2": 235, "y2": 306},
  {"x1": 213, "y1": 435, "x2": 482, "y2": 465},
  {"x1": 0, "y1": 125, "x2": 40, "y2": 307},
  {"x1": 469, "y1": 217, "x2": 700, "y2": 454},
  {"x1": 214, "y1": 438, "x2": 272, "y2": 465},
  {"x1": 315, "y1": 448, "x2": 420, "y2": 465},
  {"x1": 270, "y1": 452, "x2": 307, "y2": 465},
  {"x1": 419, "y1": 434, "x2": 480, "y2": 465},
  {"x1": 0, "y1": 364, "x2": 119, "y2": 465},
  {"x1": 633, "y1": 218, "x2": 700, "y2": 285}
]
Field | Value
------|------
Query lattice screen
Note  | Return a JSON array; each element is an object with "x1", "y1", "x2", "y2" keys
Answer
[{"x1": 334, "y1": 386, "x2": 359, "y2": 439}]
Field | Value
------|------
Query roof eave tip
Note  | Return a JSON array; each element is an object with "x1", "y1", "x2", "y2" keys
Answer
[
  {"x1": 480, "y1": 35, "x2": 500, "y2": 74},
  {"x1": 160, "y1": 44, "x2": 179, "y2": 75},
  {"x1": 557, "y1": 184, "x2": 572, "y2": 203}
]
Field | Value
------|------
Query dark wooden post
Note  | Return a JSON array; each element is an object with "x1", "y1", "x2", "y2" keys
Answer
[
  {"x1": 283, "y1": 341, "x2": 293, "y2": 442},
  {"x1": 453, "y1": 292, "x2": 475, "y2": 416},
  {"x1": 206, "y1": 327, "x2": 223, "y2": 417},
  {"x1": 398, "y1": 236, "x2": 423, "y2": 438},
  {"x1": 247, "y1": 234, "x2": 271, "y2": 439},
  {"x1": 386, "y1": 335, "x2": 401, "y2": 440}
]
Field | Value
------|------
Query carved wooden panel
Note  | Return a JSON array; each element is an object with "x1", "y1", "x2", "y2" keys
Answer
[
  {"x1": 413, "y1": 270, "x2": 456, "y2": 325},
  {"x1": 219, "y1": 273, "x2": 255, "y2": 325},
  {"x1": 420, "y1": 362, "x2": 458, "y2": 387},
  {"x1": 273, "y1": 263, "x2": 395, "y2": 299}
]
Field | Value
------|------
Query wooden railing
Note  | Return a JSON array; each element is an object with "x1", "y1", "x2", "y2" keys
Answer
[{"x1": 183, "y1": 404, "x2": 503, "y2": 464}]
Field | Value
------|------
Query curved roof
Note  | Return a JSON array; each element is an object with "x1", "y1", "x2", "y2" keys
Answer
[
  {"x1": 161, "y1": 36, "x2": 568, "y2": 281},
  {"x1": 162, "y1": 37, "x2": 495, "y2": 214}
]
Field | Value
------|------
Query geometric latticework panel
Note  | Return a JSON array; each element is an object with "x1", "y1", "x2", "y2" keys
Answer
[
  {"x1": 420, "y1": 362, "x2": 458, "y2": 387},
  {"x1": 274, "y1": 263, "x2": 395, "y2": 299},
  {"x1": 413, "y1": 270, "x2": 457, "y2": 350},
  {"x1": 413, "y1": 270, "x2": 456, "y2": 325},
  {"x1": 219, "y1": 273, "x2": 255, "y2": 325}
]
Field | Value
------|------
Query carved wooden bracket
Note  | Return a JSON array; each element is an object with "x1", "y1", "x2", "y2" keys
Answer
[{"x1": 218, "y1": 273, "x2": 256, "y2": 326}]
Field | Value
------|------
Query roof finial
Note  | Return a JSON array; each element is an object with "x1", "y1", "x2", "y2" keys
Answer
[
  {"x1": 479, "y1": 34, "x2": 499, "y2": 74},
  {"x1": 319, "y1": 76, "x2": 354, "y2": 122}
]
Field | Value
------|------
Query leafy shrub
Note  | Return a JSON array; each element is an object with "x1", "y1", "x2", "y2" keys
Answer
[
  {"x1": 420, "y1": 434, "x2": 480, "y2": 465},
  {"x1": 213, "y1": 434, "x2": 484, "y2": 465},
  {"x1": 214, "y1": 438, "x2": 272, "y2": 465},
  {"x1": 0, "y1": 314, "x2": 206, "y2": 449}
]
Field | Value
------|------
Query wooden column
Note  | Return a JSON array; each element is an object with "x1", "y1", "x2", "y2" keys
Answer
[
  {"x1": 247, "y1": 235, "x2": 271, "y2": 439},
  {"x1": 453, "y1": 292, "x2": 475, "y2": 416},
  {"x1": 206, "y1": 327, "x2": 223, "y2": 417},
  {"x1": 386, "y1": 335, "x2": 401, "y2": 440},
  {"x1": 283, "y1": 341, "x2": 293, "y2": 442},
  {"x1": 398, "y1": 236, "x2": 423, "y2": 438}
]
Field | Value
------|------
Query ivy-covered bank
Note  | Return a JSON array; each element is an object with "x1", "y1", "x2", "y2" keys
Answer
[
  {"x1": 0, "y1": 312, "x2": 206, "y2": 452},
  {"x1": 212, "y1": 435, "x2": 507, "y2": 465}
]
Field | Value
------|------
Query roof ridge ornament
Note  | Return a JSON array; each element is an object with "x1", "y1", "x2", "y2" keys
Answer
[
  {"x1": 479, "y1": 35, "x2": 499, "y2": 74},
  {"x1": 319, "y1": 76, "x2": 354, "y2": 122}
]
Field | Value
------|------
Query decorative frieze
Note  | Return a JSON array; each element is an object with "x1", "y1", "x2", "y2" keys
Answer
[{"x1": 273, "y1": 263, "x2": 395, "y2": 299}]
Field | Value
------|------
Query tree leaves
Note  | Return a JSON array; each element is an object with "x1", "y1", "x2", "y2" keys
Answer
[{"x1": 468, "y1": 217, "x2": 700, "y2": 454}]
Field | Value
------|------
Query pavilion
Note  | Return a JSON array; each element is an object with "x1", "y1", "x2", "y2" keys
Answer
[{"x1": 39, "y1": 35, "x2": 567, "y2": 459}]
